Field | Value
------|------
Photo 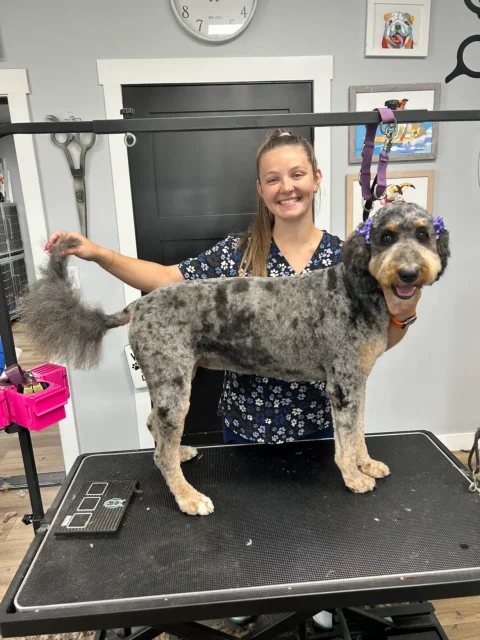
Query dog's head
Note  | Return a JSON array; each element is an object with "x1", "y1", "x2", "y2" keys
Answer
[
  {"x1": 384, "y1": 12, "x2": 414, "y2": 47},
  {"x1": 342, "y1": 201, "x2": 450, "y2": 301}
]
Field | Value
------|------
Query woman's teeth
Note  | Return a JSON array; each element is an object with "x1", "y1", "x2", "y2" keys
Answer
[{"x1": 278, "y1": 198, "x2": 300, "y2": 204}]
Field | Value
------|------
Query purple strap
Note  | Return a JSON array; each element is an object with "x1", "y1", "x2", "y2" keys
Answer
[{"x1": 360, "y1": 107, "x2": 396, "y2": 203}]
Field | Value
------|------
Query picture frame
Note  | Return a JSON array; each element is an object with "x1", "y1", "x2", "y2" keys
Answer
[
  {"x1": 346, "y1": 170, "x2": 435, "y2": 237},
  {"x1": 365, "y1": 0, "x2": 431, "y2": 58},
  {"x1": 348, "y1": 83, "x2": 441, "y2": 164}
]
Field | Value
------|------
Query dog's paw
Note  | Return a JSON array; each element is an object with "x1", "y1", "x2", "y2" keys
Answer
[
  {"x1": 180, "y1": 445, "x2": 198, "y2": 463},
  {"x1": 359, "y1": 459, "x2": 390, "y2": 479},
  {"x1": 345, "y1": 473, "x2": 376, "y2": 494},
  {"x1": 177, "y1": 491, "x2": 214, "y2": 516}
]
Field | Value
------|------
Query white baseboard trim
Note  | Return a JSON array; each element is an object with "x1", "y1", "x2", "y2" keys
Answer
[{"x1": 436, "y1": 432, "x2": 476, "y2": 452}]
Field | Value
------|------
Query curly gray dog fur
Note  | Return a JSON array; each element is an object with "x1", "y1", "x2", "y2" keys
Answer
[{"x1": 20, "y1": 201, "x2": 450, "y2": 515}]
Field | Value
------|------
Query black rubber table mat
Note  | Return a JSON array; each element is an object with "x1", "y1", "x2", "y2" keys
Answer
[{"x1": 15, "y1": 432, "x2": 480, "y2": 611}]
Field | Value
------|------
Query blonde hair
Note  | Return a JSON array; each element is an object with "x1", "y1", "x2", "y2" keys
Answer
[{"x1": 238, "y1": 128, "x2": 319, "y2": 277}]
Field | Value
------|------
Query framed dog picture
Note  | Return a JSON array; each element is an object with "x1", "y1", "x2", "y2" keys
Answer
[
  {"x1": 365, "y1": 0, "x2": 431, "y2": 57},
  {"x1": 348, "y1": 83, "x2": 441, "y2": 164},
  {"x1": 345, "y1": 170, "x2": 435, "y2": 236}
]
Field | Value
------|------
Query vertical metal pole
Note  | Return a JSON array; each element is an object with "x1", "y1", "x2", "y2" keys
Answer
[
  {"x1": 18, "y1": 427, "x2": 45, "y2": 531},
  {"x1": 0, "y1": 257, "x2": 45, "y2": 530}
]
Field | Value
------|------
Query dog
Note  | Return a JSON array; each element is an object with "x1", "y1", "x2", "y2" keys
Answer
[
  {"x1": 382, "y1": 12, "x2": 415, "y2": 49},
  {"x1": 19, "y1": 201, "x2": 450, "y2": 516}
]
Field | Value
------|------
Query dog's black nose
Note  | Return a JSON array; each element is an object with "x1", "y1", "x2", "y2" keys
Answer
[{"x1": 398, "y1": 268, "x2": 419, "y2": 283}]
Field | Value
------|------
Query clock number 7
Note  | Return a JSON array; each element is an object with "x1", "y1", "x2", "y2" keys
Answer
[
  {"x1": 241, "y1": 6, "x2": 247, "y2": 18},
  {"x1": 196, "y1": 19, "x2": 203, "y2": 31}
]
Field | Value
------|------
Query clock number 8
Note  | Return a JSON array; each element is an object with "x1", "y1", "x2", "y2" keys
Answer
[{"x1": 182, "y1": 6, "x2": 189, "y2": 18}]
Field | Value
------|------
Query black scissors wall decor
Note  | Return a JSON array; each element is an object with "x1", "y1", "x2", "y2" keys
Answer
[
  {"x1": 445, "y1": 1, "x2": 480, "y2": 83},
  {"x1": 46, "y1": 114, "x2": 96, "y2": 237}
]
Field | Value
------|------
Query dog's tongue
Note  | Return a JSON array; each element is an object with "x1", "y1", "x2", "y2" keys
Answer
[
  {"x1": 396, "y1": 285, "x2": 416, "y2": 297},
  {"x1": 392, "y1": 34, "x2": 405, "y2": 45}
]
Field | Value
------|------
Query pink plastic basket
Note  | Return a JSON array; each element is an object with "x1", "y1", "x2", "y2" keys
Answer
[{"x1": 0, "y1": 363, "x2": 70, "y2": 431}]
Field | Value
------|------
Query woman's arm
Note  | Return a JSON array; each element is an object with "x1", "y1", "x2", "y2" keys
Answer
[
  {"x1": 46, "y1": 231, "x2": 184, "y2": 292},
  {"x1": 383, "y1": 286, "x2": 421, "y2": 351}
]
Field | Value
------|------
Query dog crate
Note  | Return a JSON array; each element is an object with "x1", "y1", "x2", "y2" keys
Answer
[
  {"x1": 0, "y1": 253, "x2": 27, "y2": 320},
  {"x1": 0, "y1": 203, "x2": 28, "y2": 320}
]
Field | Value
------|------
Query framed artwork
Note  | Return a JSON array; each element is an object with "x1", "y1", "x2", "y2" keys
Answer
[
  {"x1": 346, "y1": 170, "x2": 435, "y2": 236},
  {"x1": 348, "y1": 83, "x2": 441, "y2": 164},
  {"x1": 365, "y1": 0, "x2": 431, "y2": 57}
]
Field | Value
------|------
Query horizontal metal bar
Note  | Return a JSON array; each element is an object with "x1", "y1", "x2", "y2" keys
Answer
[
  {"x1": 0, "y1": 471, "x2": 66, "y2": 490},
  {"x1": 0, "y1": 109, "x2": 479, "y2": 138}
]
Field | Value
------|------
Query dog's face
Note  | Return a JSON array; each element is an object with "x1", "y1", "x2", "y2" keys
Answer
[
  {"x1": 366, "y1": 202, "x2": 449, "y2": 300},
  {"x1": 342, "y1": 202, "x2": 450, "y2": 301},
  {"x1": 383, "y1": 12, "x2": 414, "y2": 48}
]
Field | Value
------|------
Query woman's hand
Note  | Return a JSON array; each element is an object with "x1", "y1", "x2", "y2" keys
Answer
[
  {"x1": 45, "y1": 231, "x2": 103, "y2": 262},
  {"x1": 382, "y1": 285, "x2": 422, "y2": 321}
]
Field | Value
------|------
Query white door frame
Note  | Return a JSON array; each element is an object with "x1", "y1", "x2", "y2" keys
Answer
[
  {"x1": 97, "y1": 56, "x2": 333, "y2": 448},
  {"x1": 0, "y1": 69, "x2": 80, "y2": 471}
]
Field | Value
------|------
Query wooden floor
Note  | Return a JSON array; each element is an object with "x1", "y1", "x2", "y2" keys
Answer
[{"x1": 0, "y1": 324, "x2": 479, "y2": 638}]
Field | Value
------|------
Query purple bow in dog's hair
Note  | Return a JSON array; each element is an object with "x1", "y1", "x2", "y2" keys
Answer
[
  {"x1": 355, "y1": 217, "x2": 374, "y2": 244},
  {"x1": 432, "y1": 215, "x2": 446, "y2": 239}
]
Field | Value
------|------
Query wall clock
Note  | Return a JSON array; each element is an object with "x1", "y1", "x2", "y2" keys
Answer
[{"x1": 170, "y1": 0, "x2": 258, "y2": 44}]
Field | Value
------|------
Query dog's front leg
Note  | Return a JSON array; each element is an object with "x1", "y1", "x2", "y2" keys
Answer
[
  {"x1": 328, "y1": 379, "x2": 376, "y2": 493},
  {"x1": 355, "y1": 390, "x2": 390, "y2": 479}
]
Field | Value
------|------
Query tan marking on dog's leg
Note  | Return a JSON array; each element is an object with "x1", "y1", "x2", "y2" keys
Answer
[
  {"x1": 180, "y1": 446, "x2": 198, "y2": 462},
  {"x1": 330, "y1": 401, "x2": 376, "y2": 494},
  {"x1": 146, "y1": 408, "x2": 157, "y2": 446},
  {"x1": 148, "y1": 409, "x2": 197, "y2": 465},
  {"x1": 354, "y1": 391, "x2": 390, "y2": 479},
  {"x1": 358, "y1": 340, "x2": 386, "y2": 377}
]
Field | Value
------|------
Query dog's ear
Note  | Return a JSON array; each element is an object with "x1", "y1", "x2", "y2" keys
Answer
[
  {"x1": 341, "y1": 226, "x2": 377, "y2": 293},
  {"x1": 436, "y1": 227, "x2": 450, "y2": 280},
  {"x1": 384, "y1": 12, "x2": 391, "y2": 20},
  {"x1": 342, "y1": 227, "x2": 370, "y2": 273},
  {"x1": 408, "y1": 13, "x2": 414, "y2": 23}
]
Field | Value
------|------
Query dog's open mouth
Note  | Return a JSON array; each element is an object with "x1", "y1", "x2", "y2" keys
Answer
[
  {"x1": 391, "y1": 33, "x2": 406, "y2": 46},
  {"x1": 393, "y1": 285, "x2": 417, "y2": 300}
]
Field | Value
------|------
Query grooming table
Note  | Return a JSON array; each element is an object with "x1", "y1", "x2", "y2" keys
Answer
[{"x1": 1, "y1": 431, "x2": 480, "y2": 639}]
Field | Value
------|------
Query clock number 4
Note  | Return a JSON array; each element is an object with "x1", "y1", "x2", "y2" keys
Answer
[{"x1": 241, "y1": 6, "x2": 247, "y2": 18}]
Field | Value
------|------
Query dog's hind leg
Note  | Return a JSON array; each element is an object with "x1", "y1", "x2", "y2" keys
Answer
[
  {"x1": 328, "y1": 378, "x2": 376, "y2": 494},
  {"x1": 148, "y1": 380, "x2": 214, "y2": 516},
  {"x1": 355, "y1": 389, "x2": 390, "y2": 479},
  {"x1": 146, "y1": 409, "x2": 198, "y2": 463}
]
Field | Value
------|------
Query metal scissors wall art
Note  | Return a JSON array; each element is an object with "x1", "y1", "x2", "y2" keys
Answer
[
  {"x1": 46, "y1": 114, "x2": 96, "y2": 237},
  {"x1": 445, "y1": 1, "x2": 480, "y2": 83}
]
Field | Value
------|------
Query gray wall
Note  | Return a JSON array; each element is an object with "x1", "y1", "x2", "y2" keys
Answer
[{"x1": 0, "y1": 0, "x2": 478, "y2": 452}]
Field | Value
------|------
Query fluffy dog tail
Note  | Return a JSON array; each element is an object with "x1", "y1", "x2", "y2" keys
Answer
[{"x1": 19, "y1": 237, "x2": 131, "y2": 370}]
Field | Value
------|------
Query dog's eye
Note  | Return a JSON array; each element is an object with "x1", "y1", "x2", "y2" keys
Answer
[
  {"x1": 416, "y1": 230, "x2": 429, "y2": 242},
  {"x1": 380, "y1": 232, "x2": 393, "y2": 245}
]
